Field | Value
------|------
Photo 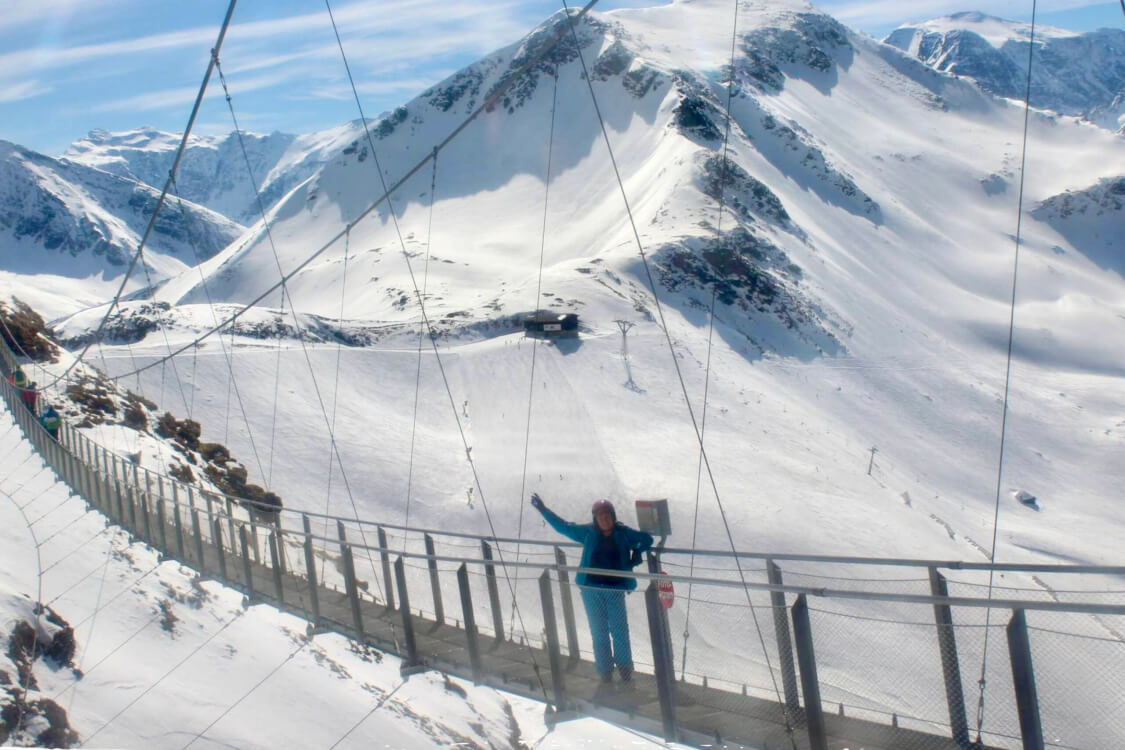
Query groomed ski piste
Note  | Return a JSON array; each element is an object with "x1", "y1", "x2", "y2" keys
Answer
[{"x1": 1, "y1": 0, "x2": 1124, "y2": 747}]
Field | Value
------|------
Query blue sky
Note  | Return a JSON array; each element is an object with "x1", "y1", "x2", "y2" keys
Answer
[{"x1": 1, "y1": 0, "x2": 1120, "y2": 157}]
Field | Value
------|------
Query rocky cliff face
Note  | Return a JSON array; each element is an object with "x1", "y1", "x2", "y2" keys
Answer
[{"x1": 885, "y1": 12, "x2": 1125, "y2": 131}]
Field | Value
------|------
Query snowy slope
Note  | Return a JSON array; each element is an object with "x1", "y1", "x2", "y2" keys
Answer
[
  {"x1": 0, "y1": 401, "x2": 667, "y2": 749},
  {"x1": 47, "y1": 0, "x2": 1123, "y2": 571},
  {"x1": 885, "y1": 11, "x2": 1125, "y2": 131},
  {"x1": 64, "y1": 127, "x2": 350, "y2": 226}
]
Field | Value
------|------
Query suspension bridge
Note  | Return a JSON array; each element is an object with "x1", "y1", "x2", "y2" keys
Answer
[{"x1": 3, "y1": 0, "x2": 1124, "y2": 747}]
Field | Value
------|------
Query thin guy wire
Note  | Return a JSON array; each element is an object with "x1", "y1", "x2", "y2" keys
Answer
[
  {"x1": 326, "y1": 679, "x2": 408, "y2": 750},
  {"x1": 0, "y1": 485, "x2": 44, "y2": 737},
  {"x1": 79, "y1": 612, "x2": 244, "y2": 747},
  {"x1": 181, "y1": 639, "x2": 308, "y2": 749},
  {"x1": 320, "y1": 226, "x2": 352, "y2": 582},
  {"x1": 98, "y1": 0, "x2": 602, "y2": 389},
  {"x1": 974, "y1": 0, "x2": 1038, "y2": 740},
  {"x1": 213, "y1": 49, "x2": 383, "y2": 594},
  {"x1": 402, "y1": 150, "x2": 439, "y2": 544},
  {"x1": 560, "y1": 3, "x2": 796, "y2": 742},
  {"x1": 36, "y1": 0, "x2": 239, "y2": 392},
  {"x1": 682, "y1": 0, "x2": 739, "y2": 682},
  {"x1": 510, "y1": 63, "x2": 559, "y2": 636},
  {"x1": 323, "y1": 0, "x2": 592, "y2": 705}
]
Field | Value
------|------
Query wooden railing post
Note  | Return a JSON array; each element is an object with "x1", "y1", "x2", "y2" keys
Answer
[
  {"x1": 481, "y1": 540, "x2": 504, "y2": 645},
  {"x1": 377, "y1": 526, "x2": 395, "y2": 610},
  {"x1": 792, "y1": 594, "x2": 827, "y2": 750},
  {"x1": 1008, "y1": 609, "x2": 1045, "y2": 750},
  {"x1": 539, "y1": 569, "x2": 567, "y2": 712},
  {"x1": 929, "y1": 567, "x2": 971, "y2": 748},
  {"x1": 767, "y1": 559, "x2": 801, "y2": 719},
  {"x1": 424, "y1": 533, "x2": 444, "y2": 625},
  {"x1": 457, "y1": 563, "x2": 482, "y2": 683},
  {"x1": 554, "y1": 547, "x2": 580, "y2": 665}
]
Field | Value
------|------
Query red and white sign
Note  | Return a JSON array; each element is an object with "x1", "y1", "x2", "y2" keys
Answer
[{"x1": 658, "y1": 571, "x2": 674, "y2": 609}]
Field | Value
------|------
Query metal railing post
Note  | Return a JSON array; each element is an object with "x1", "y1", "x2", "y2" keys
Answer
[
  {"x1": 791, "y1": 594, "x2": 828, "y2": 750},
  {"x1": 192, "y1": 509, "x2": 206, "y2": 571},
  {"x1": 481, "y1": 540, "x2": 505, "y2": 644},
  {"x1": 767, "y1": 559, "x2": 802, "y2": 718},
  {"x1": 302, "y1": 515, "x2": 320, "y2": 626},
  {"x1": 538, "y1": 569, "x2": 567, "y2": 712},
  {"x1": 457, "y1": 563, "x2": 482, "y2": 683},
  {"x1": 1007, "y1": 609, "x2": 1045, "y2": 750},
  {"x1": 172, "y1": 484, "x2": 186, "y2": 560},
  {"x1": 156, "y1": 491, "x2": 168, "y2": 552},
  {"x1": 929, "y1": 567, "x2": 971, "y2": 748},
  {"x1": 424, "y1": 533, "x2": 444, "y2": 625},
  {"x1": 273, "y1": 516, "x2": 286, "y2": 575},
  {"x1": 645, "y1": 580, "x2": 678, "y2": 742},
  {"x1": 269, "y1": 531, "x2": 285, "y2": 603},
  {"x1": 213, "y1": 517, "x2": 227, "y2": 580},
  {"x1": 377, "y1": 526, "x2": 395, "y2": 610},
  {"x1": 339, "y1": 524, "x2": 364, "y2": 638},
  {"x1": 554, "y1": 547, "x2": 580, "y2": 664},
  {"x1": 139, "y1": 483, "x2": 152, "y2": 543},
  {"x1": 239, "y1": 525, "x2": 254, "y2": 598},
  {"x1": 395, "y1": 557, "x2": 421, "y2": 672}
]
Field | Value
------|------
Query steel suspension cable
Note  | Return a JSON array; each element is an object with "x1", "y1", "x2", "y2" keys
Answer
[
  {"x1": 402, "y1": 150, "x2": 439, "y2": 541},
  {"x1": 212, "y1": 50, "x2": 383, "y2": 594},
  {"x1": 322, "y1": 0, "x2": 601, "y2": 706},
  {"x1": 973, "y1": 0, "x2": 1038, "y2": 742},
  {"x1": 0, "y1": 485, "x2": 44, "y2": 737},
  {"x1": 320, "y1": 225, "x2": 352, "y2": 580},
  {"x1": 681, "y1": 0, "x2": 739, "y2": 682},
  {"x1": 40, "y1": 0, "x2": 239, "y2": 391},
  {"x1": 509, "y1": 64, "x2": 559, "y2": 635},
  {"x1": 99, "y1": 0, "x2": 601, "y2": 391},
  {"x1": 560, "y1": 3, "x2": 796, "y2": 743}
]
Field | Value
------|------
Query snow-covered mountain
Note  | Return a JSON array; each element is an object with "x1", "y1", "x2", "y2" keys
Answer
[
  {"x1": 885, "y1": 11, "x2": 1125, "y2": 131},
  {"x1": 64, "y1": 127, "x2": 352, "y2": 225},
  {"x1": 0, "y1": 140, "x2": 243, "y2": 287}
]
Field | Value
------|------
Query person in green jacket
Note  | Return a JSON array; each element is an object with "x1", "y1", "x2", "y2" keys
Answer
[{"x1": 531, "y1": 492, "x2": 653, "y2": 684}]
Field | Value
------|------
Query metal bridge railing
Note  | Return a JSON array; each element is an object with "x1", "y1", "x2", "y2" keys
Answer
[{"x1": 3, "y1": 347, "x2": 1124, "y2": 750}]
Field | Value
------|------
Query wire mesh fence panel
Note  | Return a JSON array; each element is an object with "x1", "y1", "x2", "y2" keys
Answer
[
  {"x1": 948, "y1": 607, "x2": 1022, "y2": 750},
  {"x1": 805, "y1": 600, "x2": 962, "y2": 748},
  {"x1": 1026, "y1": 611, "x2": 1125, "y2": 750}
]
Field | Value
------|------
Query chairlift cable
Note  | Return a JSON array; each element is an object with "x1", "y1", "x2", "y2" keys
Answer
[
  {"x1": 561, "y1": 3, "x2": 796, "y2": 743},
  {"x1": 681, "y1": 0, "x2": 740, "y2": 683},
  {"x1": 974, "y1": 0, "x2": 1038, "y2": 741}
]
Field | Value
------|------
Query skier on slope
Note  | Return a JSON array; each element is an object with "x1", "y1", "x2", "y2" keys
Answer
[{"x1": 530, "y1": 492, "x2": 653, "y2": 686}]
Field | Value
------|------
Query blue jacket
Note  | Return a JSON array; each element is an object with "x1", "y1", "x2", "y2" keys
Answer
[{"x1": 537, "y1": 505, "x2": 654, "y2": 590}]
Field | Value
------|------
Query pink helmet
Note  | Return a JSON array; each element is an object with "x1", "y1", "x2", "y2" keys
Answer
[{"x1": 591, "y1": 499, "x2": 616, "y2": 522}]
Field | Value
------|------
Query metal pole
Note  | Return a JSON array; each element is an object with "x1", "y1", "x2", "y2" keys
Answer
[
  {"x1": 342, "y1": 540, "x2": 364, "y2": 638},
  {"x1": 192, "y1": 509, "x2": 206, "y2": 572},
  {"x1": 538, "y1": 569, "x2": 568, "y2": 712},
  {"x1": 139, "y1": 480, "x2": 152, "y2": 543},
  {"x1": 302, "y1": 515, "x2": 320, "y2": 626},
  {"x1": 156, "y1": 490, "x2": 168, "y2": 551},
  {"x1": 929, "y1": 567, "x2": 971, "y2": 747},
  {"x1": 1007, "y1": 609, "x2": 1045, "y2": 750},
  {"x1": 555, "y1": 547, "x2": 580, "y2": 665},
  {"x1": 239, "y1": 524, "x2": 254, "y2": 598},
  {"x1": 213, "y1": 517, "x2": 227, "y2": 580},
  {"x1": 457, "y1": 563, "x2": 482, "y2": 683},
  {"x1": 173, "y1": 484, "x2": 186, "y2": 560},
  {"x1": 767, "y1": 559, "x2": 802, "y2": 718},
  {"x1": 791, "y1": 594, "x2": 828, "y2": 750},
  {"x1": 273, "y1": 515, "x2": 286, "y2": 575},
  {"x1": 269, "y1": 531, "x2": 285, "y2": 603},
  {"x1": 378, "y1": 526, "x2": 395, "y2": 610},
  {"x1": 395, "y1": 557, "x2": 420, "y2": 671},
  {"x1": 645, "y1": 580, "x2": 677, "y2": 742},
  {"x1": 481, "y1": 540, "x2": 505, "y2": 644},
  {"x1": 424, "y1": 533, "x2": 444, "y2": 625}
]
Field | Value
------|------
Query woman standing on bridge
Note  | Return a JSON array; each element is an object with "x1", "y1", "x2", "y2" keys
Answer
[{"x1": 530, "y1": 493, "x2": 653, "y2": 686}]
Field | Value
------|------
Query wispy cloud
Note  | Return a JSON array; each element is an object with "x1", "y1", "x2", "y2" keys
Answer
[
  {"x1": 0, "y1": 0, "x2": 117, "y2": 32},
  {"x1": 0, "y1": 80, "x2": 50, "y2": 103},
  {"x1": 818, "y1": 0, "x2": 1114, "y2": 28},
  {"x1": 92, "y1": 70, "x2": 294, "y2": 114}
]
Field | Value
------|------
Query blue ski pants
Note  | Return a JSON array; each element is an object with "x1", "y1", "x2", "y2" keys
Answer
[{"x1": 581, "y1": 588, "x2": 632, "y2": 676}]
